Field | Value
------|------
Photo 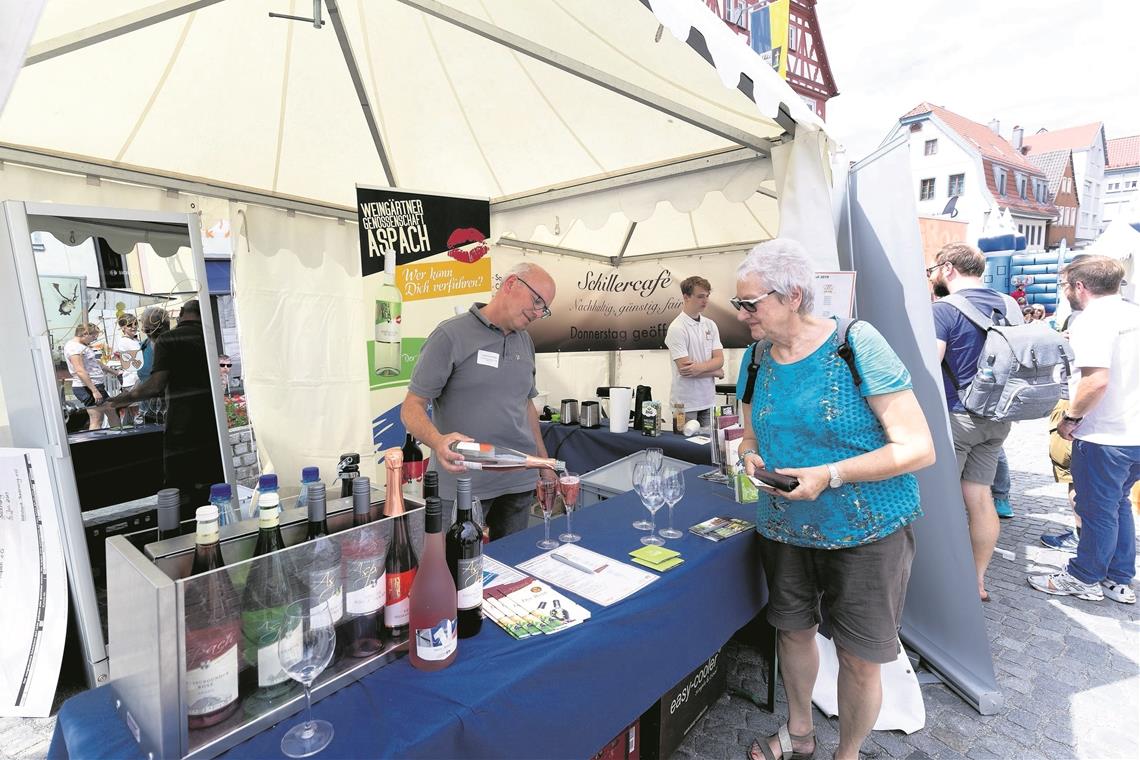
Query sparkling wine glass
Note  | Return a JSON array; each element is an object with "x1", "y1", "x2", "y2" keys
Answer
[
  {"x1": 639, "y1": 472, "x2": 666, "y2": 546},
  {"x1": 645, "y1": 447, "x2": 664, "y2": 473},
  {"x1": 278, "y1": 598, "x2": 336, "y2": 758},
  {"x1": 536, "y1": 474, "x2": 561, "y2": 550},
  {"x1": 659, "y1": 466, "x2": 685, "y2": 539},
  {"x1": 631, "y1": 462, "x2": 653, "y2": 531},
  {"x1": 558, "y1": 472, "x2": 581, "y2": 543}
]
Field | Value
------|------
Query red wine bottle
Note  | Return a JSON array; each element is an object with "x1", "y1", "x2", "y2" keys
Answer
[
  {"x1": 409, "y1": 495, "x2": 457, "y2": 671},
  {"x1": 383, "y1": 448, "x2": 418, "y2": 641},
  {"x1": 305, "y1": 482, "x2": 346, "y2": 661},
  {"x1": 401, "y1": 433, "x2": 426, "y2": 501},
  {"x1": 423, "y1": 470, "x2": 438, "y2": 500},
  {"x1": 240, "y1": 494, "x2": 299, "y2": 715},
  {"x1": 446, "y1": 477, "x2": 483, "y2": 638},
  {"x1": 342, "y1": 476, "x2": 385, "y2": 658},
  {"x1": 184, "y1": 505, "x2": 240, "y2": 729}
]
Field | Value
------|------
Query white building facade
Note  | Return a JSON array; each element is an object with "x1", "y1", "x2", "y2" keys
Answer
[{"x1": 1103, "y1": 136, "x2": 1139, "y2": 231}]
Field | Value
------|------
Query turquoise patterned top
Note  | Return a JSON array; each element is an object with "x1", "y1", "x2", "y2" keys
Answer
[{"x1": 736, "y1": 319, "x2": 922, "y2": 548}]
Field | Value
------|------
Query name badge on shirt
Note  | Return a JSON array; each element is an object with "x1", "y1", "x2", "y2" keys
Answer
[{"x1": 477, "y1": 350, "x2": 500, "y2": 368}]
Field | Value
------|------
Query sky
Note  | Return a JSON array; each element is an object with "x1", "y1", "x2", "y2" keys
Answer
[{"x1": 813, "y1": 0, "x2": 1140, "y2": 161}]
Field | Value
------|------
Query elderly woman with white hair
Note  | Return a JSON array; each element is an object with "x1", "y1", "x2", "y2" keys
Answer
[{"x1": 733, "y1": 239, "x2": 935, "y2": 760}]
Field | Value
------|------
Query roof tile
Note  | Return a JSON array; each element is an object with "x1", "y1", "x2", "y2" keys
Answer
[
  {"x1": 1107, "y1": 135, "x2": 1140, "y2": 169},
  {"x1": 1022, "y1": 122, "x2": 1104, "y2": 155}
]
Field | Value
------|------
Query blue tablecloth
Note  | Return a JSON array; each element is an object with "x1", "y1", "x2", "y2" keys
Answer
[
  {"x1": 49, "y1": 471, "x2": 764, "y2": 759},
  {"x1": 542, "y1": 422, "x2": 713, "y2": 474}
]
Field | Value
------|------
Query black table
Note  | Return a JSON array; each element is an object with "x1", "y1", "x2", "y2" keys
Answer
[
  {"x1": 542, "y1": 422, "x2": 713, "y2": 474},
  {"x1": 67, "y1": 424, "x2": 166, "y2": 510},
  {"x1": 49, "y1": 470, "x2": 766, "y2": 759}
]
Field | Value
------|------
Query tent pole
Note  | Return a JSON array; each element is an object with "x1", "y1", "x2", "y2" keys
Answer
[
  {"x1": 325, "y1": 0, "x2": 398, "y2": 187},
  {"x1": 24, "y1": 0, "x2": 225, "y2": 66},
  {"x1": 395, "y1": 0, "x2": 774, "y2": 155}
]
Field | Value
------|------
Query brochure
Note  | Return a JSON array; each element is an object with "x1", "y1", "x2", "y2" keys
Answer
[
  {"x1": 517, "y1": 544, "x2": 658, "y2": 606},
  {"x1": 689, "y1": 516, "x2": 755, "y2": 541}
]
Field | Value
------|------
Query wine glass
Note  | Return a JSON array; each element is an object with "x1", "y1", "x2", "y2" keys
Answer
[
  {"x1": 558, "y1": 472, "x2": 581, "y2": 543},
  {"x1": 659, "y1": 466, "x2": 685, "y2": 539},
  {"x1": 278, "y1": 597, "x2": 336, "y2": 758},
  {"x1": 536, "y1": 474, "x2": 561, "y2": 550},
  {"x1": 645, "y1": 447, "x2": 664, "y2": 473},
  {"x1": 639, "y1": 472, "x2": 666, "y2": 546},
  {"x1": 631, "y1": 462, "x2": 653, "y2": 531}
]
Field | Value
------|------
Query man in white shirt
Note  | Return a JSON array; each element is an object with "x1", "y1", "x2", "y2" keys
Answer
[
  {"x1": 664, "y1": 276, "x2": 724, "y2": 428},
  {"x1": 1030, "y1": 256, "x2": 1140, "y2": 604}
]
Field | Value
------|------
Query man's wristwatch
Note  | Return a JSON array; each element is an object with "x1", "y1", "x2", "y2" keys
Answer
[
  {"x1": 826, "y1": 463, "x2": 844, "y2": 489},
  {"x1": 1062, "y1": 413, "x2": 1083, "y2": 424}
]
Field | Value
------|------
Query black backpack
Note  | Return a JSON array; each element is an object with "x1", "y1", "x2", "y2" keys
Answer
[{"x1": 740, "y1": 318, "x2": 862, "y2": 405}]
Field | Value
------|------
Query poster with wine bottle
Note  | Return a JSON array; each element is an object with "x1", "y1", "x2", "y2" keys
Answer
[{"x1": 356, "y1": 186, "x2": 493, "y2": 453}]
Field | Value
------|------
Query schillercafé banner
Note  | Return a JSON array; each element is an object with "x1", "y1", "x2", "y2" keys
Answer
[{"x1": 492, "y1": 250, "x2": 754, "y2": 352}]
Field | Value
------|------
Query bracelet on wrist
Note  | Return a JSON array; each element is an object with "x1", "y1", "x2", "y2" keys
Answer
[{"x1": 1062, "y1": 413, "x2": 1083, "y2": 423}]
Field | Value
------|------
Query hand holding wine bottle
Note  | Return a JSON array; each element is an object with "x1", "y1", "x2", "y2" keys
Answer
[{"x1": 432, "y1": 431, "x2": 476, "y2": 474}]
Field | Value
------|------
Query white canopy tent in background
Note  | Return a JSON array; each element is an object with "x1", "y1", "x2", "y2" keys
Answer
[
  {"x1": 1051, "y1": 211, "x2": 1139, "y2": 327},
  {"x1": 0, "y1": 0, "x2": 836, "y2": 480}
]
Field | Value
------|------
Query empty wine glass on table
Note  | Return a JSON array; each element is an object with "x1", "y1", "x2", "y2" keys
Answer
[
  {"x1": 558, "y1": 472, "x2": 581, "y2": 543},
  {"x1": 278, "y1": 597, "x2": 336, "y2": 758},
  {"x1": 631, "y1": 462, "x2": 653, "y2": 531},
  {"x1": 639, "y1": 472, "x2": 666, "y2": 546},
  {"x1": 659, "y1": 466, "x2": 685, "y2": 540},
  {"x1": 536, "y1": 474, "x2": 561, "y2": 550}
]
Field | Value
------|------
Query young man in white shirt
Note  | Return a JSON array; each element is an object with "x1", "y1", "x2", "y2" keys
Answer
[
  {"x1": 664, "y1": 276, "x2": 724, "y2": 428},
  {"x1": 1030, "y1": 256, "x2": 1140, "y2": 604}
]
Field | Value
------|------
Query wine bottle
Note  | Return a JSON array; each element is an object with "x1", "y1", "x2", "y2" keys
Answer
[
  {"x1": 296, "y1": 466, "x2": 320, "y2": 511},
  {"x1": 423, "y1": 470, "x2": 438, "y2": 501},
  {"x1": 408, "y1": 496, "x2": 458, "y2": 671},
  {"x1": 338, "y1": 452, "x2": 361, "y2": 499},
  {"x1": 239, "y1": 493, "x2": 299, "y2": 715},
  {"x1": 249, "y1": 473, "x2": 278, "y2": 521},
  {"x1": 156, "y1": 487, "x2": 181, "y2": 540},
  {"x1": 401, "y1": 433, "x2": 426, "y2": 501},
  {"x1": 447, "y1": 441, "x2": 566, "y2": 473},
  {"x1": 305, "y1": 482, "x2": 346, "y2": 661},
  {"x1": 446, "y1": 478, "x2": 483, "y2": 638},
  {"x1": 383, "y1": 448, "x2": 418, "y2": 641},
  {"x1": 184, "y1": 505, "x2": 240, "y2": 729},
  {"x1": 374, "y1": 249, "x2": 402, "y2": 377},
  {"x1": 342, "y1": 477, "x2": 385, "y2": 658}
]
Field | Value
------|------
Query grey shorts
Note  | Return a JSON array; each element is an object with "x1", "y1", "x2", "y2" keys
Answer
[
  {"x1": 948, "y1": 412, "x2": 1011, "y2": 486},
  {"x1": 759, "y1": 525, "x2": 916, "y2": 664}
]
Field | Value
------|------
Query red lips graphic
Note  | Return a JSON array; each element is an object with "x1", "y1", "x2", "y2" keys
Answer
[{"x1": 446, "y1": 227, "x2": 489, "y2": 264}]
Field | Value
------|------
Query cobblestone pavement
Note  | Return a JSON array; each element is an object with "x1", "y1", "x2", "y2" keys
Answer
[
  {"x1": 677, "y1": 418, "x2": 1140, "y2": 760},
  {"x1": 3, "y1": 420, "x2": 1137, "y2": 760}
]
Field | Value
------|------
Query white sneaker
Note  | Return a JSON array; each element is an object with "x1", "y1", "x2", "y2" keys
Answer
[
  {"x1": 1028, "y1": 569, "x2": 1104, "y2": 601},
  {"x1": 1100, "y1": 581, "x2": 1137, "y2": 604}
]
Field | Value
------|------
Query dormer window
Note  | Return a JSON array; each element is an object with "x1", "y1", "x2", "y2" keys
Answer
[
  {"x1": 1016, "y1": 173, "x2": 1027, "y2": 199},
  {"x1": 994, "y1": 166, "x2": 1007, "y2": 196}
]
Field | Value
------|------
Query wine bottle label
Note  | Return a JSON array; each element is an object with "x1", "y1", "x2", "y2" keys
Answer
[
  {"x1": 401, "y1": 460, "x2": 426, "y2": 489},
  {"x1": 375, "y1": 299, "x2": 402, "y2": 342},
  {"x1": 344, "y1": 559, "x2": 386, "y2": 615},
  {"x1": 460, "y1": 461, "x2": 484, "y2": 470},
  {"x1": 185, "y1": 624, "x2": 239, "y2": 716},
  {"x1": 256, "y1": 623, "x2": 302, "y2": 688},
  {"x1": 196, "y1": 525, "x2": 219, "y2": 544},
  {"x1": 454, "y1": 441, "x2": 485, "y2": 453},
  {"x1": 308, "y1": 568, "x2": 344, "y2": 624},
  {"x1": 456, "y1": 556, "x2": 483, "y2": 610},
  {"x1": 385, "y1": 568, "x2": 416, "y2": 626},
  {"x1": 414, "y1": 618, "x2": 457, "y2": 662}
]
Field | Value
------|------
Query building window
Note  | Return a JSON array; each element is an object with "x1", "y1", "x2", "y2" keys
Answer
[
  {"x1": 948, "y1": 174, "x2": 965, "y2": 196},
  {"x1": 1017, "y1": 224, "x2": 1024, "y2": 234},
  {"x1": 1016, "y1": 173, "x2": 1027, "y2": 199},
  {"x1": 1129, "y1": 180, "x2": 1139, "y2": 189},
  {"x1": 920, "y1": 178, "x2": 936, "y2": 201},
  {"x1": 1034, "y1": 179, "x2": 1048, "y2": 203},
  {"x1": 1108, "y1": 182, "x2": 1120, "y2": 191},
  {"x1": 924, "y1": 139, "x2": 938, "y2": 156},
  {"x1": 1062, "y1": 176, "x2": 1071, "y2": 193},
  {"x1": 994, "y1": 166, "x2": 1007, "y2": 196}
]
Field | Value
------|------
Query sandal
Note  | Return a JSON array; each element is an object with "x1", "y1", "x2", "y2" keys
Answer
[{"x1": 748, "y1": 724, "x2": 816, "y2": 760}]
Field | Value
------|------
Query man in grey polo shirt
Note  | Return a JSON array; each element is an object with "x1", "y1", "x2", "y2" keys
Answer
[{"x1": 401, "y1": 262, "x2": 557, "y2": 539}]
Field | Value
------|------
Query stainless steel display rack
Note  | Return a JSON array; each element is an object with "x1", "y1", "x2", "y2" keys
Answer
[{"x1": 106, "y1": 491, "x2": 424, "y2": 759}]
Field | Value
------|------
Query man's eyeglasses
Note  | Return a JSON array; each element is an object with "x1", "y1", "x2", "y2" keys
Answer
[
  {"x1": 729, "y1": 290, "x2": 777, "y2": 313},
  {"x1": 515, "y1": 276, "x2": 551, "y2": 319},
  {"x1": 925, "y1": 262, "x2": 944, "y2": 276}
]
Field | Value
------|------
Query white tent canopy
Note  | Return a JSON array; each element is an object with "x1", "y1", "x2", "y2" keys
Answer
[{"x1": 1, "y1": 0, "x2": 837, "y2": 477}]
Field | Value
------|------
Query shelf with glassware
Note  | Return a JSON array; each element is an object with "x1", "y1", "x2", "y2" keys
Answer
[{"x1": 106, "y1": 453, "x2": 427, "y2": 760}]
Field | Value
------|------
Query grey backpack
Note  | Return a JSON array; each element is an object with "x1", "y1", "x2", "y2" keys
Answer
[{"x1": 942, "y1": 293, "x2": 1074, "y2": 421}]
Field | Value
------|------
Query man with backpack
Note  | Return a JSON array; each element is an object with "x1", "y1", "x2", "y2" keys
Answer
[
  {"x1": 929, "y1": 243, "x2": 1024, "y2": 602},
  {"x1": 1029, "y1": 256, "x2": 1139, "y2": 604}
]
